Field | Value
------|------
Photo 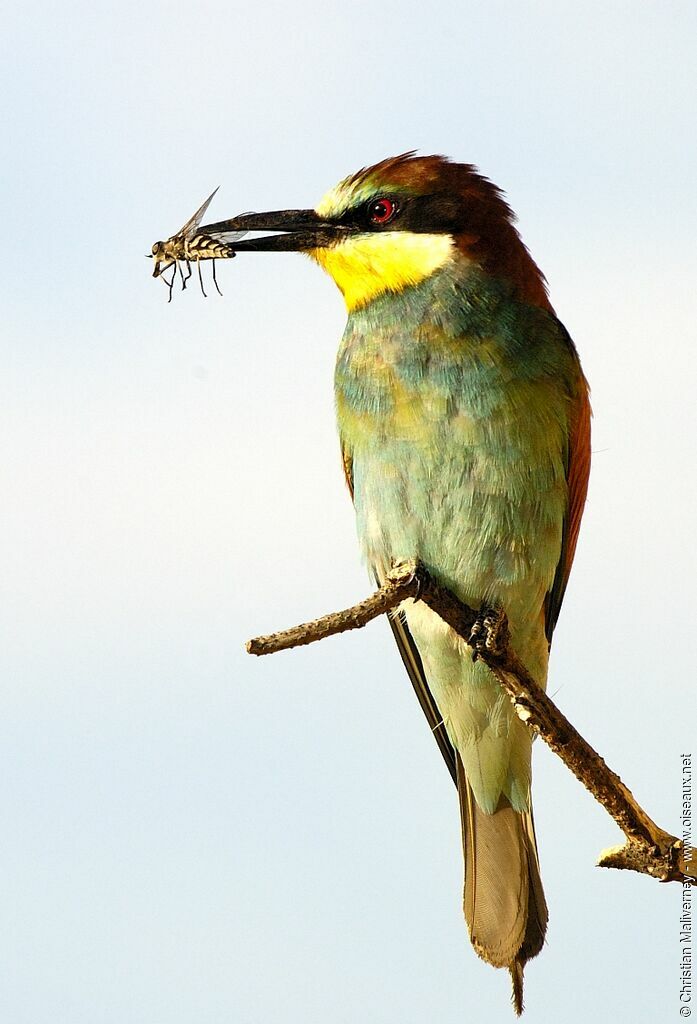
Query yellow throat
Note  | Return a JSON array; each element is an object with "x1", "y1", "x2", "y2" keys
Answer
[{"x1": 310, "y1": 231, "x2": 454, "y2": 311}]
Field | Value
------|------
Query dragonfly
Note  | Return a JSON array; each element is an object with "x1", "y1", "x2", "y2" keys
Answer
[{"x1": 149, "y1": 187, "x2": 248, "y2": 302}]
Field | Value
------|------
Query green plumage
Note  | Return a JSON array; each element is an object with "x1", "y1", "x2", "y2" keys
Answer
[{"x1": 336, "y1": 262, "x2": 582, "y2": 813}]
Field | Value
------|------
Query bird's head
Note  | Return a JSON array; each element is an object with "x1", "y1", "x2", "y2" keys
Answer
[{"x1": 202, "y1": 153, "x2": 550, "y2": 312}]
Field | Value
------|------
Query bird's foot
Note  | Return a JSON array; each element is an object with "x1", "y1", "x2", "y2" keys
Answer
[
  {"x1": 412, "y1": 565, "x2": 426, "y2": 602},
  {"x1": 468, "y1": 606, "x2": 508, "y2": 662}
]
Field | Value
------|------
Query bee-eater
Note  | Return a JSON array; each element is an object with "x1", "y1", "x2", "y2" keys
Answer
[{"x1": 203, "y1": 153, "x2": 591, "y2": 1013}]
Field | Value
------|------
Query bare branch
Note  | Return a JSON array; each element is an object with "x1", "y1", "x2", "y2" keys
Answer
[
  {"x1": 245, "y1": 562, "x2": 426, "y2": 655},
  {"x1": 246, "y1": 560, "x2": 694, "y2": 885}
]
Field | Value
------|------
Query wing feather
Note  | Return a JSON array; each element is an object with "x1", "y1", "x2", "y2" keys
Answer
[
  {"x1": 342, "y1": 440, "x2": 457, "y2": 784},
  {"x1": 386, "y1": 607, "x2": 457, "y2": 784},
  {"x1": 545, "y1": 336, "x2": 592, "y2": 641}
]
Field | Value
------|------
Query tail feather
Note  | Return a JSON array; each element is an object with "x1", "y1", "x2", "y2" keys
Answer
[
  {"x1": 519, "y1": 809, "x2": 548, "y2": 963},
  {"x1": 510, "y1": 958, "x2": 525, "y2": 1016},
  {"x1": 457, "y1": 756, "x2": 548, "y2": 1014}
]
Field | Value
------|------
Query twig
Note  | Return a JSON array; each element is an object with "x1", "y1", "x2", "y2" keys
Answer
[
  {"x1": 245, "y1": 564, "x2": 426, "y2": 655},
  {"x1": 246, "y1": 560, "x2": 694, "y2": 885}
]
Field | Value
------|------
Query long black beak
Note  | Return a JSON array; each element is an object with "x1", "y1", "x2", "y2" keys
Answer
[{"x1": 199, "y1": 209, "x2": 352, "y2": 251}]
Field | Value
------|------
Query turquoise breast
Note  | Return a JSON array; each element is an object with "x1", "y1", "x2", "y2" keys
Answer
[{"x1": 335, "y1": 263, "x2": 580, "y2": 811}]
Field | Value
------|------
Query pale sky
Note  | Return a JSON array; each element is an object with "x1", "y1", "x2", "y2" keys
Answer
[{"x1": 1, "y1": 2, "x2": 696, "y2": 1021}]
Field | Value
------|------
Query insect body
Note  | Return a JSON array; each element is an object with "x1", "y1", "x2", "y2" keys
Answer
[{"x1": 150, "y1": 187, "x2": 247, "y2": 302}]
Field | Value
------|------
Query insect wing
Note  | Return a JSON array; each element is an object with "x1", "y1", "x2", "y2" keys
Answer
[
  {"x1": 177, "y1": 186, "x2": 221, "y2": 240},
  {"x1": 206, "y1": 212, "x2": 255, "y2": 245}
]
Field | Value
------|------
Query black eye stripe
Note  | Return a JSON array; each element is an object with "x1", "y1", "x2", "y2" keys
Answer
[{"x1": 334, "y1": 192, "x2": 465, "y2": 233}]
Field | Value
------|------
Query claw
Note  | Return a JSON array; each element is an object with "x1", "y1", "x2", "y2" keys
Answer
[{"x1": 468, "y1": 606, "x2": 507, "y2": 662}]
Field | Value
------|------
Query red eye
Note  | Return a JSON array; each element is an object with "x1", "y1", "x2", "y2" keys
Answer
[{"x1": 368, "y1": 197, "x2": 397, "y2": 225}]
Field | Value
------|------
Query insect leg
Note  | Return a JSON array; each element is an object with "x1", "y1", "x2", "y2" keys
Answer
[
  {"x1": 178, "y1": 259, "x2": 188, "y2": 291},
  {"x1": 182, "y1": 260, "x2": 192, "y2": 288},
  {"x1": 212, "y1": 259, "x2": 223, "y2": 297},
  {"x1": 197, "y1": 259, "x2": 208, "y2": 299},
  {"x1": 166, "y1": 264, "x2": 176, "y2": 303}
]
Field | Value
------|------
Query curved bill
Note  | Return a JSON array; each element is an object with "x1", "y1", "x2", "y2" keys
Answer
[{"x1": 199, "y1": 209, "x2": 354, "y2": 252}]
